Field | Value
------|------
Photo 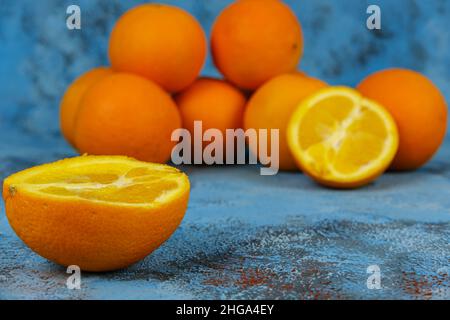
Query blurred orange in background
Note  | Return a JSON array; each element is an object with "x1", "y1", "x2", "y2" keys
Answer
[
  {"x1": 109, "y1": 4, "x2": 207, "y2": 93},
  {"x1": 74, "y1": 73, "x2": 181, "y2": 163},
  {"x1": 60, "y1": 67, "x2": 113, "y2": 147},
  {"x1": 211, "y1": 0, "x2": 303, "y2": 90},
  {"x1": 176, "y1": 78, "x2": 246, "y2": 161},
  {"x1": 244, "y1": 73, "x2": 327, "y2": 171},
  {"x1": 358, "y1": 68, "x2": 448, "y2": 171}
]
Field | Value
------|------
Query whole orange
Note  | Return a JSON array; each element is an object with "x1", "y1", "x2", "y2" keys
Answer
[
  {"x1": 211, "y1": 0, "x2": 303, "y2": 90},
  {"x1": 73, "y1": 73, "x2": 181, "y2": 164},
  {"x1": 109, "y1": 4, "x2": 207, "y2": 93},
  {"x1": 176, "y1": 78, "x2": 246, "y2": 135},
  {"x1": 357, "y1": 68, "x2": 447, "y2": 170},
  {"x1": 175, "y1": 78, "x2": 246, "y2": 162},
  {"x1": 244, "y1": 73, "x2": 327, "y2": 171},
  {"x1": 60, "y1": 67, "x2": 113, "y2": 146}
]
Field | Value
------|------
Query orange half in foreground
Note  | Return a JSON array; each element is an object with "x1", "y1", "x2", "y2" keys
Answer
[
  {"x1": 287, "y1": 87, "x2": 399, "y2": 188},
  {"x1": 3, "y1": 155, "x2": 190, "y2": 272}
]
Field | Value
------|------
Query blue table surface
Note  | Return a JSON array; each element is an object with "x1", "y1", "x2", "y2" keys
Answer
[
  {"x1": 0, "y1": 130, "x2": 449, "y2": 300},
  {"x1": 0, "y1": 0, "x2": 449, "y2": 300}
]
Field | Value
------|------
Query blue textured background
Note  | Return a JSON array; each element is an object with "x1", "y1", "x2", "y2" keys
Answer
[{"x1": 0, "y1": 0, "x2": 449, "y2": 299}]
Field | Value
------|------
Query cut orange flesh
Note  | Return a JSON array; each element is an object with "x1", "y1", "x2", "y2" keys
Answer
[
  {"x1": 3, "y1": 155, "x2": 190, "y2": 272},
  {"x1": 287, "y1": 87, "x2": 399, "y2": 188},
  {"x1": 7, "y1": 156, "x2": 189, "y2": 206}
]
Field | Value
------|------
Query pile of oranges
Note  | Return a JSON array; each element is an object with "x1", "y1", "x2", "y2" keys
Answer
[
  {"x1": 3, "y1": 0, "x2": 448, "y2": 272},
  {"x1": 60, "y1": 0, "x2": 447, "y2": 189}
]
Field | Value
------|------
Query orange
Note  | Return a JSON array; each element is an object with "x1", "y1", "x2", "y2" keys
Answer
[
  {"x1": 109, "y1": 4, "x2": 207, "y2": 93},
  {"x1": 175, "y1": 78, "x2": 246, "y2": 155},
  {"x1": 244, "y1": 73, "x2": 327, "y2": 171},
  {"x1": 211, "y1": 0, "x2": 303, "y2": 90},
  {"x1": 287, "y1": 87, "x2": 399, "y2": 189},
  {"x1": 357, "y1": 68, "x2": 447, "y2": 170},
  {"x1": 60, "y1": 67, "x2": 113, "y2": 146},
  {"x1": 3, "y1": 155, "x2": 190, "y2": 272},
  {"x1": 73, "y1": 73, "x2": 181, "y2": 164}
]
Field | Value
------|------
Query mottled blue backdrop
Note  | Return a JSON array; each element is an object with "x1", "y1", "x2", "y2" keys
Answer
[{"x1": 0, "y1": 0, "x2": 449, "y2": 300}]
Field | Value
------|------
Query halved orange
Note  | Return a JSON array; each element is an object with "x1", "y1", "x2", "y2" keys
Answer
[
  {"x1": 287, "y1": 87, "x2": 399, "y2": 188},
  {"x1": 2, "y1": 155, "x2": 190, "y2": 272}
]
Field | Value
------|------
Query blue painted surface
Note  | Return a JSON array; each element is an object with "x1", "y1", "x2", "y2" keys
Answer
[{"x1": 0, "y1": 0, "x2": 449, "y2": 299}]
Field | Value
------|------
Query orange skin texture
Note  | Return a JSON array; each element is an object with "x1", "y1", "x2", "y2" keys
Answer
[
  {"x1": 74, "y1": 73, "x2": 182, "y2": 163},
  {"x1": 109, "y1": 4, "x2": 207, "y2": 93},
  {"x1": 176, "y1": 78, "x2": 246, "y2": 136},
  {"x1": 211, "y1": 0, "x2": 303, "y2": 90},
  {"x1": 357, "y1": 68, "x2": 448, "y2": 171},
  {"x1": 244, "y1": 73, "x2": 327, "y2": 171},
  {"x1": 3, "y1": 178, "x2": 189, "y2": 272},
  {"x1": 60, "y1": 67, "x2": 113, "y2": 146},
  {"x1": 175, "y1": 78, "x2": 247, "y2": 162}
]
